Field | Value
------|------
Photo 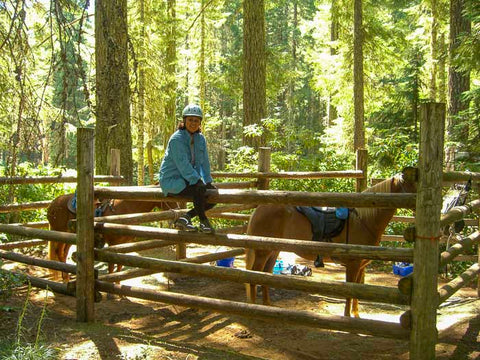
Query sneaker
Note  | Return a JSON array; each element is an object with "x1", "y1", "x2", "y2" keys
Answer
[
  {"x1": 199, "y1": 218, "x2": 214, "y2": 234},
  {"x1": 175, "y1": 216, "x2": 197, "y2": 232}
]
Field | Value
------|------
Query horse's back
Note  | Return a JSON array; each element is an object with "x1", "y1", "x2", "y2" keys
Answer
[{"x1": 247, "y1": 205, "x2": 311, "y2": 240}]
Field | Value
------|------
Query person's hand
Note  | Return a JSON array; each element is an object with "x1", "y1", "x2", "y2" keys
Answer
[{"x1": 206, "y1": 182, "x2": 217, "y2": 190}]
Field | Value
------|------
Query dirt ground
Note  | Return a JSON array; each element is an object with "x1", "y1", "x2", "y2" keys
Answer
[{"x1": 1, "y1": 244, "x2": 479, "y2": 360}]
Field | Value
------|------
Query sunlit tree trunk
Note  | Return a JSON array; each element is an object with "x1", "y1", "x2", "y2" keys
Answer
[
  {"x1": 438, "y1": 32, "x2": 447, "y2": 104},
  {"x1": 137, "y1": 0, "x2": 146, "y2": 186},
  {"x1": 243, "y1": 0, "x2": 266, "y2": 149},
  {"x1": 199, "y1": 0, "x2": 206, "y2": 110},
  {"x1": 164, "y1": 0, "x2": 177, "y2": 143},
  {"x1": 447, "y1": 0, "x2": 471, "y2": 143},
  {"x1": 353, "y1": 0, "x2": 365, "y2": 150},
  {"x1": 429, "y1": 0, "x2": 438, "y2": 101},
  {"x1": 286, "y1": 0, "x2": 297, "y2": 153},
  {"x1": 95, "y1": 0, "x2": 133, "y2": 184},
  {"x1": 328, "y1": 0, "x2": 338, "y2": 127}
]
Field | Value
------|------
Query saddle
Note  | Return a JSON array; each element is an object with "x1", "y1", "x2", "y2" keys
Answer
[
  {"x1": 67, "y1": 191, "x2": 111, "y2": 217},
  {"x1": 441, "y1": 179, "x2": 471, "y2": 235},
  {"x1": 295, "y1": 206, "x2": 349, "y2": 267}
]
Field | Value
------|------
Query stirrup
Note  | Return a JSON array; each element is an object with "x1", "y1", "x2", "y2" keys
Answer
[
  {"x1": 199, "y1": 219, "x2": 214, "y2": 234},
  {"x1": 175, "y1": 217, "x2": 197, "y2": 232}
]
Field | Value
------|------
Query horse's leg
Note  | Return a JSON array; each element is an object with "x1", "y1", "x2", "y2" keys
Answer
[
  {"x1": 344, "y1": 262, "x2": 361, "y2": 317},
  {"x1": 60, "y1": 244, "x2": 72, "y2": 282},
  {"x1": 244, "y1": 248, "x2": 257, "y2": 303},
  {"x1": 48, "y1": 241, "x2": 62, "y2": 280},
  {"x1": 245, "y1": 250, "x2": 276, "y2": 304},
  {"x1": 261, "y1": 253, "x2": 279, "y2": 305},
  {"x1": 351, "y1": 265, "x2": 367, "y2": 317},
  {"x1": 108, "y1": 263, "x2": 123, "y2": 275}
]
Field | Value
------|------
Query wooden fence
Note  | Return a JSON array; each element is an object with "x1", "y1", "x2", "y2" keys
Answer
[{"x1": 0, "y1": 103, "x2": 479, "y2": 358}]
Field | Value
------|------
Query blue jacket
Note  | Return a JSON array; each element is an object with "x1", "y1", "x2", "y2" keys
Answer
[{"x1": 159, "y1": 129, "x2": 213, "y2": 195}]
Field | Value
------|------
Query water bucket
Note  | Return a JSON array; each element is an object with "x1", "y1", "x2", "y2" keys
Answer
[
  {"x1": 273, "y1": 260, "x2": 283, "y2": 274},
  {"x1": 393, "y1": 262, "x2": 413, "y2": 277},
  {"x1": 216, "y1": 257, "x2": 235, "y2": 267}
]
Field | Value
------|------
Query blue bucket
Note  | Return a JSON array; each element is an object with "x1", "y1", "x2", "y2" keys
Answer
[
  {"x1": 273, "y1": 260, "x2": 283, "y2": 274},
  {"x1": 216, "y1": 257, "x2": 235, "y2": 267},
  {"x1": 393, "y1": 262, "x2": 413, "y2": 277}
]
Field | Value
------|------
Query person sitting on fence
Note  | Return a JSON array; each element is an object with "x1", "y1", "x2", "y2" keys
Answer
[{"x1": 159, "y1": 104, "x2": 217, "y2": 234}]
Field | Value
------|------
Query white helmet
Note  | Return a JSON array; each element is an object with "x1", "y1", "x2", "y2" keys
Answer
[{"x1": 182, "y1": 104, "x2": 203, "y2": 119}]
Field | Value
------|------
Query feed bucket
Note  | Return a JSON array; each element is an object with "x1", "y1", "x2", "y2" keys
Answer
[{"x1": 216, "y1": 257, "x2": 235, "y2": 267}]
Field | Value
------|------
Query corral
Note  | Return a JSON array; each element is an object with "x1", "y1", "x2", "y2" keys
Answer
[{"x1": 1, "y1": 103, "x2": 480, "y2": 359}]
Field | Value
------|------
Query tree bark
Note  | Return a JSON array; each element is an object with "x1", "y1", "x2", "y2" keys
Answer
[
  {"x1": 95, "y1": 0, "x2": 133, "y2": 184},
  {"x1": 328, "y1": 0, "x2": 339, "y2": 127},
  {"x1": 429, "y1": 0, "x2": 438, "y2": 101},
  {"x1": 165, "y1": 0, "x2": 177, "y2": 142},
  {"x1": 243, "y1": 0, "x2": 266, "y2": 149},
  {"x1": 200, "y1": 0, "x2": 206, "y2": 110},
  {"x1": 137, "y1": 0, "x2": 146, "y2": 186},
  {"x1": 447, "y1": 0, "x2": 471, "y2": 142},
  {"x1": 353, "y1": 0, "x2": 365, "y2": 150}
]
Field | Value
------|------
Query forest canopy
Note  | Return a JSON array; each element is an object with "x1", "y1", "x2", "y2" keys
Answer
[{"x1": 0, "y1": 0, "x2": 478, "y2": 184}]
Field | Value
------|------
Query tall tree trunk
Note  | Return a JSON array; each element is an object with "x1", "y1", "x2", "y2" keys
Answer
[
  {"x1": 165, "y1": 0, "x2": 177, "y2": 140},
  {"x1": 438, "y1": 32, "x2": 447, "y2": 104},
  {"x1": 137, "y1": 0, "x2": 146, "y2": 186},
  {"x1": 447, "y1": 0, "x2": 471, "y2": 143},
  {"x1": 95, "y1": 0, "x2": 133, "y2": 184},
  {"x1": 429, "y1": 0, "x2": 438, "y2": 101},
  {"x1": 353, "y1": 0, "x2": 365, "y2": 150},
  {"x1": 243, "y1": 0, "x2": 266, "y2": 149},
  {"x1": 286, "y1": 1, "x2": 297, "y2": 152},
  {"x1": 328, "y1": 0, "x2": 339, "y2": 127},
  {"x1": 200, "y1": 0, "x2": 206, "y2": 110},
  {"x1": 147, "y1": 139, "x2": 154, "y2": 183}
]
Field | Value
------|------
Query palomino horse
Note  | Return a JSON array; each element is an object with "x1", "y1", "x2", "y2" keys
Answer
[
  {"x1": 245, "y1": 169, "x2": 416, "y2": 317},
  {"x1": 47, "y1": 193, "x2": 180, "y2": 281}
]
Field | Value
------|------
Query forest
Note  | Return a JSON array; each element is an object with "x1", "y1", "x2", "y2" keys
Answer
[
  {"x1": 0, "y1": 0, "x2": 479, "y2": 187},
  {"x1": 1, "y1": 2, "x2": 480, "y2": 359}
]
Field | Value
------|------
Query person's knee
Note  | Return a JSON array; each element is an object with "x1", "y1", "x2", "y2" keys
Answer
[{"x1": 194, "y1": 181, "x2": 207, "y2": 195}]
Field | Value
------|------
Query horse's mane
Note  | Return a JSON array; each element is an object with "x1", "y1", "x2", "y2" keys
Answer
[{"x1": 355, "y1": 173, "x2": 402, "y2": 230}]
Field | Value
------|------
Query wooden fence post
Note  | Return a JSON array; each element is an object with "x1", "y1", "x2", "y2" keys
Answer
[
  {"x1": 257, "y1": 147, "x2": 271, "y2": 190},
  {"x1": 355, "y1": 149, "x2": 368, "y2": 192},
  {"x1": 410, "y1": 103, "x2": 445, "y2": 358},
  {"x1": 110, "y1": 149, "x2": 121, "y2": 185},
  {"x1": 76, "y1": 128, "x2": 95, "y2": 322}
]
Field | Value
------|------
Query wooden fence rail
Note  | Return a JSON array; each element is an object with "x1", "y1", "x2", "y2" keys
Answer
[
  {"x1": 0, "y1": 175, "x2": 124, "y2": 185},
  {"x1": 93, "y1": 187, "x2": 417, "y2": 209},
  {"x1": 94, "y1": 249, "x2": 409, "y2": 306},
  {"x1": 211, "y1": 170, "x2": 364, "y2": 179},
  {"x1": 93, "y1": 224, "x2": 414, "y2": 262},
  {"x1": 95, "y1": 280, "x2": 409, "y2": 339}
]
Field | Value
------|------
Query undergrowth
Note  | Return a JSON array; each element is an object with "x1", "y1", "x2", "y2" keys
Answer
[{"x1": 0, "y1": 283, "x2": 58, "y2": 360}]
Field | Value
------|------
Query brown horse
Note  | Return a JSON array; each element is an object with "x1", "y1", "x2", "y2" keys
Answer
[
  {"x1": 245, "y1": 170, "x2": 416, "y2": 317},
  {"x1": 47, "y1": 193, "x2": 180, "y2": 281}
]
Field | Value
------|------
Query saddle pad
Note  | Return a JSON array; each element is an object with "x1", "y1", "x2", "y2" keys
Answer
[{"x1": 67, "y1": 193, "x2": 77, "y2": 214}]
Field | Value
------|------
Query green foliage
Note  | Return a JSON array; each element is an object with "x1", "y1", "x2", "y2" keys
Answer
[
  {"x1": 0, "y1": 285, "x2": 58, "y2": 360},
  {"x1": 0, "y1": 162, "x2": 74, "y2": 225},
  {"x1": 368, "y1": 129, "x2": 418, "y2": 178},
  {"x1": 0, "y1": 263, "x2": 26, "y2": 301}
]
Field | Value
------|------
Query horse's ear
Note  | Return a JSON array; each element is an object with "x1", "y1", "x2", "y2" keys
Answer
[{"x1": 401, "y1": 167, "x2": 418, "y2": 183}]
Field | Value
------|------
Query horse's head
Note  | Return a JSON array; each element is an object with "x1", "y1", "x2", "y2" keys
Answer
[{"x1": 393, "y1": 166, "x2": 417, "y2": 194}]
